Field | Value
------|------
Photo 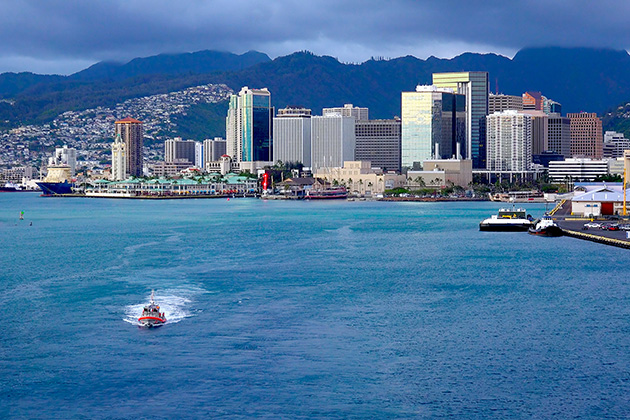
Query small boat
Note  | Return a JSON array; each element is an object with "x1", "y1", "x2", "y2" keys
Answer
[
  {"x1": 479, "y1": 204, "x2": 533, "y2": 231},
  {"x1": 138, "y1": 290, "x2": 166, "y2": 327},
  {"x1": 528, "y1": 214, "x2": 563, "y2": 237}
]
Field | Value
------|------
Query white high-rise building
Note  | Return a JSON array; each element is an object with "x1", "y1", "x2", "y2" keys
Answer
[
  {"x1": 49, "y1": 145, "x2": 77, "y2": 175},
  {"x1": 111, "y1": 134, "x2": 126, "y2": 180},
  {"x1": 311, "y1": 115, "x2": 356, "y2": 171},
  {"x1": 486, "y1": 110, "x2": 532, "y2": 172},
  {"x1": 203, "y1": 138, "x2": 227, "y2": 168},
  {"x1": 273, "y1": 107, "x2": 312, "y2": 167},
  {"x1": 322, "y1": 104, "x2": 369, "y2": 121}
]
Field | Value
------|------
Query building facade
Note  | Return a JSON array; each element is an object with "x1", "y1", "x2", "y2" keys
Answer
[
  {"x1": 311, "y1": 115, "x2": 356, "y2": 171},
  {"x1": 322, "y1": 104, "x2": 368, "y2": 121},
  {"x1": 49, "y1": 146, "x2": 77, "y2": 176},
  {"x1": 355, "y1": 119, "x2": 401, "y2": 172},
  {"x1": 547, "y1": 114, "x2": 571, "y2": 157},
  {"x1": 115, "y1": 117, "x2": 144, "y2": 177},
  {"x1": 273, "y1": 106, "x2": 312, "y2": 167},
  {"x1": 433, "y1": 71, "x2": 488, "y2": 168},
  {"x1": 522, "y1": 110, "x2": 548, "y2": 156},
  {"x1": 548, "y1": 158, "x2": 608, "y2": 182},
  {"x1": 226, "y1": 87, "x2": 273, "y2": 162},
  {"x1": 401, "y1": 85, "x2": 466, "y2": 170},
  {"x1": 488, "y1": 94, "x2": 523, "y2": 114},
  {"x1": 603, "y1": 131, "x2": 630, "y2": 159},
  {"x1": 203, "y1": 138, "x2": 227, "y2": 166},
  {"x1": 314, "y1": 161, "x2": 407, "y2": 195},
  {"x1": 568, "y1": 112, "x2": 603, "y2": 159},
  {"x1": 486, "y1": 110, "x2": 532, "y2": 172},
  {"x1": 522, "y1": 91, "x2": 543, "y2": 111},
  {"x1": 165, "y1": 138, "x2": 196, "y2": 164}
]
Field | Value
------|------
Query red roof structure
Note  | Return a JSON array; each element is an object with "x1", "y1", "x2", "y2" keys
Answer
[{"x1": 115, "y1": 117, "x2": 143, "y2": 124}]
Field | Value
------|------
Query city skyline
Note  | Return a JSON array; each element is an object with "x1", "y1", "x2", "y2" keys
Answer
[{"x1": 2, "y1": 1, "x2": 630, "y2": 75}]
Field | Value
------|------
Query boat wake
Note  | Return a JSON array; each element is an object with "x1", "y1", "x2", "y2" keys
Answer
[{"x1": 123, "y1": 290, "x2": 194, "y2": 326}]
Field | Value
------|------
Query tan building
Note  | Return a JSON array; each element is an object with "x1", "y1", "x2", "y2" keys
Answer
[
  {"x1": 522, "y1": 110, "x2": 548, "y2": 155},
  {"x1": 568, "y1": 112, "x2": 603, "y2": 159},
  {"x1": 314, "y1": 161, "x2": 406, "y2": 196},
  {"x1": 115, "y1": 117, "x2": 144, "y2": 177},
  {"x1": 407, "y1": 159, "x2": 473, "y2": 188},
  {"x1": 489, "y1": 94, "x2": 523, "y2": 114}
]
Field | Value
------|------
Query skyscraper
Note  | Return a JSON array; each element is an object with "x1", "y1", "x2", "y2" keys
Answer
[
  {"x1": 355, "y1": 119, "x2": 401, "y2": 172},
  {"x1": 522, "y1": 91, "x2": 544, "y2": 110},
  {"x1": 486, "y1": 110, "x2": 532, "y2": 172},
  {"x1": 226, "y1": 87, "x2": 273, "y2": 162},
  {"x1": 115, "y1": 117, "x2": 144, "y2": 177},
  {"x1": 568, "y1": 112, "x2": 603, "y2": 159},
  {"x1": 311, "y1": 114, "x2": 355, "y2": 171},
  {"x1": 111, "y1": 134, "x2": 126, "y2": 181},
  {"x1": 164, "y1": 137, "x2": 196, "y2": 164},
  {"x1": 547, "y1": 114, "x2": 571, "y2": 157},
  {"x1": 401, "y1": 85, "x2": 466, "y2": 170},
  {"x1": 203, "y1": 138, "x2": 227, "y2": 164},
  {"x1": 433, "y1": 71, "x2": 488, "y2": 168},
  {"x1": 273, "y1": 106, "x2": 312, "y2": 167}
]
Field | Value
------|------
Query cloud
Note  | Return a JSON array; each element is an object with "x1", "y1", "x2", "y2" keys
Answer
[{"x1": 0, "y1": 0, "x2": 627, "y2": 74}]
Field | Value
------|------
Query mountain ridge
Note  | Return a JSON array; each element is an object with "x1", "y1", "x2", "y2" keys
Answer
[{"x1": 1, "y1": 47, "x2": 630, "y2": 131}]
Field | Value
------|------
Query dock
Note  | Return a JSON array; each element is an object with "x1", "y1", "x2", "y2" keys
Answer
[{"x1": 551, "y1": 199, "x2": 630, "y2": 249}]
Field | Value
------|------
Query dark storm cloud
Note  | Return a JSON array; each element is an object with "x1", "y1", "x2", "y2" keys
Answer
[{"x1": 0, "y1": 0, "x2": 629, "y2": 74}]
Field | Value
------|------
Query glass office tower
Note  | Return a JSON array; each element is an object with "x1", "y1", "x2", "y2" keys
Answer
[
  {"x1": 433, "y1": 72, "x2": 488, "y2": 169},
  {"x1": 401, "y1": 86, "x2": 466, "y2": 170},
  {"x1": 226, "y1": 87, "x2": 273, "y2": 162}
]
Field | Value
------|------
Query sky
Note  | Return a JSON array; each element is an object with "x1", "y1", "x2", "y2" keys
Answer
[{"x1": 1, "y1": 0, "x2": 629, "y2": 75}]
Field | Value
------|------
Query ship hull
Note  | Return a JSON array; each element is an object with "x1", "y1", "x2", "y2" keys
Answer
[
  {"x1": 36, "y1": 181, "x2": 74, "y2": 196},
  {"x1": 138, "y1": 316, "x2": 166, "y2": 327},
  {"x1": 528, "y1": 226, "x2": 564, "y2": 237},
  {"x1": 479, "y1": 222, "x2": 532, "y2": 232}
]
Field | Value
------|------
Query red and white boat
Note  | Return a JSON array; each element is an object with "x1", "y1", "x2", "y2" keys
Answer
[{"x1": 138, "y1": 291, "x2": 166, "y2": 327}]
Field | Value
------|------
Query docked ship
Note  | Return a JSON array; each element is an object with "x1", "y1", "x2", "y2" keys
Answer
[
  {"x1": 138, "y1": 291, "x2": 167, "y2": 327},
  {"x1": 528, "y1": 214, "x2": 563, "y2": 237},
  {"x1": 306, "y1": 186, "x2": 348, "y2": 199},
  {"x1": 479, "y1": 206, "x2": 534, "y2": 231},
  {"x1": 36, "y1": 165, "x2": 74, "y2": 196},
  {"x1": 1, "y1": 182, "x2": 25, "y2": 192}
]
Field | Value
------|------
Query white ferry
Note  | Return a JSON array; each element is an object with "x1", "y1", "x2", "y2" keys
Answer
[{"x1": 479, "y1": 206, "x2": 534, "y2": 231}]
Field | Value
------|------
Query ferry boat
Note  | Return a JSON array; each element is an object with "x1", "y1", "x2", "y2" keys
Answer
[
  {"x1": 138, "y1": 291, "x2": 166, "y2": 327},
  {"x1": 528, "y1": 214, "x2": 563, "y2": 237},
  {"x1": 479, "y1": 205, "x2": 534, "y2": 231}
]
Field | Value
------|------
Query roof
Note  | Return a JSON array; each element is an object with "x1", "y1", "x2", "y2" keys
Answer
[
  {"x1": 115, "y1": 117, "x2": 143, "y2": 124},
  {"x1": 573, "y1": 187, "x2": 626, "y2": 202}
]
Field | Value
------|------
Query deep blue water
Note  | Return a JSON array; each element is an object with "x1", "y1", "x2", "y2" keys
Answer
[{"x1": 1, "y1": 193, "x2": 629, "y2": 419}]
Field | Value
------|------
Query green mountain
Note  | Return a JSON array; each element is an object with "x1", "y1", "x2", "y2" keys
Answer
[
  {"x1": 70, "y1": 50, "x2": 271, "y2": 81},
  {"x1": 2, "y1": 47, "x2": 630, "y2": 133}
]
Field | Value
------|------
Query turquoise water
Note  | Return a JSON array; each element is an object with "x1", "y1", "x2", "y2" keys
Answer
[{"x1": 1, "y1": 194, "x2": 629, "y2": 419}]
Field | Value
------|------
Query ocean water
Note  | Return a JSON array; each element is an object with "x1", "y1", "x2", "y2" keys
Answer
[{"x1": 1, "y1": 193, "x2": 629, "y2": 419}]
